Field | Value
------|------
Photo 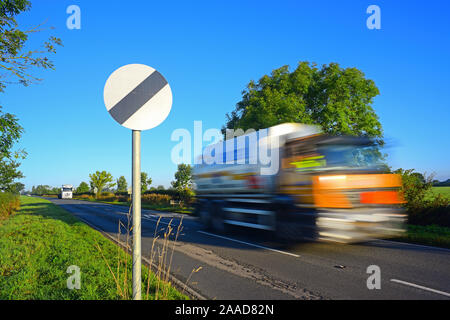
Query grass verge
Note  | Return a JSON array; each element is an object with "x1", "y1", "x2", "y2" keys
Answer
[
  {"x1": 0, "y1": 196, "x2": 188, "y2": 300},
  {"x1": 393, "y1": 224, "x2": 450, "y2": 249}
]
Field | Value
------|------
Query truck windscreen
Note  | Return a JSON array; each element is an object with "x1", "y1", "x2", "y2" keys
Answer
[{"x1": 319, "y1": 145, "x2": 384, "y2": 170}]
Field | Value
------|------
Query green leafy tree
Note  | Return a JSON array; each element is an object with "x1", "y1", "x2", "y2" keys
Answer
[
  {"x1": 0, "y1": 106, "x2": 23, "y2": 158},
  {"x1": 0, "y1": 106, "x2": 26, "y2": 192},
  {"x1": 223, "y1": 62, "x2": 383, "y2": 144},
  {"x1": 8, "y1": 181, "x2": 24, "y2": 194},
  {"x1": 410, "y1": 172, "x2": 425, "y2": 184},
  {"x1": 141, "y1": 172, "x2": 152, "y2": 192},
  {"x1": 0, "y1": 150, "x2": 24, "y2": 191},
  {"x1": 89, "y1": 171, "x2": 115, "y2": 198},
  {"x1": 0, "y1": 0, "x2": 62, "y2": 92},
  {"x1": 116, "y1": 176, "x2": 128, "y2": 193},
  {"x1": 171, "y1": 164, "x2": 192, "y2": 190},
  {"x1": 393, "y1": 168, "x2": 433, "y2": 209},
  {"x1": 76, "y1": 181, "x2": 90, "y2": 194},
  {"x1": 0, "y1": 1, "x2": 62, "y2": 192},
  {"x1": 157, "y1": 185, "x2": 165, "y2": 191}
]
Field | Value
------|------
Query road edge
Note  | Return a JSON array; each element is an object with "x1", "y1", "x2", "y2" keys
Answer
[{"x1": 65, "y1": 209, "x2": 207, "y2": 300}]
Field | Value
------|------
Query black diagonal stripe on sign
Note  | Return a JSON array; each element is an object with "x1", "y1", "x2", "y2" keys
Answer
[{"x1": 109, "y1": 70, "x2": 168, "y2": 125}]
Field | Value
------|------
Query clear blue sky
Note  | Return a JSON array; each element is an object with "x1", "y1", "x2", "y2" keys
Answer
[{"x1": 2, "y1": 0, "x2": 449, "y2": 190}]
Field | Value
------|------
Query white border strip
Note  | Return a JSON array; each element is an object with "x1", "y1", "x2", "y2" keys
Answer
[
  {"x1": 143, "y1": 216, "x2": 177, "y2": 226},
  {"x1": 197, "y1": 230, "x2": 300, "y2": 258},
  {"x1": 390, "y1": 279, "x2": 450, "y2": 297}
]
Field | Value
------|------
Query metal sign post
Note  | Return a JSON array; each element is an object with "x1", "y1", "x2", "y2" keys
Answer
[
  {"x1": 104, "y1": 64, "x2": 172, "y2": 300},
  {"x1": 132, "y1": 130, "x2": 141, "y2": 299}
]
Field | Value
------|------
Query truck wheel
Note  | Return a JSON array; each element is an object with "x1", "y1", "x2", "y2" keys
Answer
[
  {"x1": 211, "y1": 202, "x2": 226, "y2": 233},
  {"x1": 276, "y1": 222, "x2": 303, "y2": 242},
  {"x1": 275, "y1": 207, "x2": 308, "y2": 242},
  {"x1": 199, "y1": 201, "x2": 212, "y2": 229}
]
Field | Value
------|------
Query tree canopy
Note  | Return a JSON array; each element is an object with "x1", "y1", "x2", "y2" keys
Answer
[
  {"x1": 116, "y1": 176, "x2": 128, "y2": 193},
  {"x1": 0, "y1": 153, "x2": 23, "y2": 191},
  {"x1": 89, "y1": 171, "x2": 115, "y2": 197},
  {"x1": 0, "y1": 0, "x2": 62, "y2": 91},
  {"x1": 76, "y1": 181, "x2": 90, "y2": 194},
  {"x1": 223, "y1": 62, "x2": 383, "y2": 145},
  {"x1": 141, "y1": 172, "x2": 152, "y2": 192},
  {"x1": 0, "y1": 105, "x2": 25, "y2": 192},
  {"x1": 171, "y1": 164, "x2": 192, "y2": 190}
]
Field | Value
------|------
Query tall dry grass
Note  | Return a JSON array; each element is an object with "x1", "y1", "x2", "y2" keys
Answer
[
  {"x1": 0, "y1": 193, "x2": 20, "y2": 219},
  {"x1": 95, "y1": 204, "x2": 200, "y2": 299},
  {"x1": 141, "y1": 193, "x2": 171, "y2": 206}
]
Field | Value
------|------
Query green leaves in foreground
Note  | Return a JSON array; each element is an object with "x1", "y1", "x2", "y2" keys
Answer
[{"x1": 0, "y1": 196, "x2": 187, "y2": 300}]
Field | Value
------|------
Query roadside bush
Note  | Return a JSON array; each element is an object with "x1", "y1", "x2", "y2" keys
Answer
[
  {"x1": 176, "y1": 188, "x2": 195, "y2": 205},
  {"x1": 97, "y1": 192, "x2": 116, "y2": 202},
  {"x1": 394, "y1": 168, "x2": 432, "y2": 209},
  {"x1": 143, "y1": 188, "x2": 195, "y2": 205},
  {"x1": 115, "y1": 195, "x2": 129, "y2": 202},
  {"x1": 408, "y1": 194, "x2": 450, "y2": 227},
  {"x1": 74, "y1": 188, "x2": 194, "y2": 208},
  {"x1": 142, "y1": 193, "x2": 172, "y2": 206},
  {"x1": 394, "y1": 168, "x2": 450, "y2": 227},
  {"x1": 0, "y1": 192, "x2": 20, "y2": 219},
  {"x1": 77, "y1": 194, "x2": 94, "y2": 200},
  {"x1": 74, "y1": 192, "x2": 95, "y2": 197}
]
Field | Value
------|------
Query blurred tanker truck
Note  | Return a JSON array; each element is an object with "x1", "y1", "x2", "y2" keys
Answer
[{"x1": 193, "y1": 123, "x2": 405, "y2": 243}]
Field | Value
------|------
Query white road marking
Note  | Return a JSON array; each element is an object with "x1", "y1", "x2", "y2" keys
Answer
[
  {"x1": 390, "y1": 279, "x2": 450, "y2": 297},
  {"x1": 89, "y1": 206, "x2": 298, "y2": 258},
  {"x1": 142, "y1": 216, "x2": 181, "y2": 228},
  {"x1": 197, "y1": 230, "x2": 300, "y2": 258}
]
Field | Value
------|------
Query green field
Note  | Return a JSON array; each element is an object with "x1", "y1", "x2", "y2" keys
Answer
[
  {"x1": 426, "y1": 187, "x2": 450, "y2": 200},
  {"x1": 0, "y1": 196, "x2": 187, "y2": 300}
]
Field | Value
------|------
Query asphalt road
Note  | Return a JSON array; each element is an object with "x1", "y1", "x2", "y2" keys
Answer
[{"x1": 47, "y1": 197, "x2": 450, "y2": 300}]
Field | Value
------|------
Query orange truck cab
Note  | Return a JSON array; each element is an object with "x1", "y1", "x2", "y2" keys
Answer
[{"x1": 279, "y1": 135, "x2": 405, "y2": 242}]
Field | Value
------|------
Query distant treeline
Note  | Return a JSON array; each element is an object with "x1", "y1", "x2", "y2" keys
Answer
[
  {"x1": 433, "y1": 179, "x2": 450, "y2": 187},
  {"x1": 30, "y1": 185, "x2": 60, "y2": 195}
]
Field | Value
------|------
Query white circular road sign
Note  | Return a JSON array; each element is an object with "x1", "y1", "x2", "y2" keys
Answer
[{"x1": 103, "y1": 64, "x2": 172, "y2": 131}]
